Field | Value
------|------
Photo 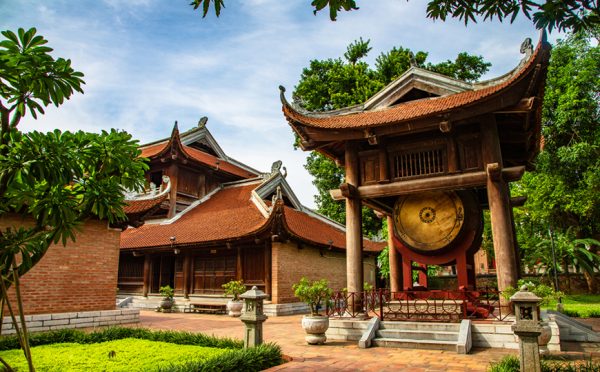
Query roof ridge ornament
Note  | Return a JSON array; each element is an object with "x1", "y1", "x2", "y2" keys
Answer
[
  {"x1": 198, "y1": 116, "x2": 208, "y2": 128},
  {"x1": 409, "y1": 52, "x2": 417, "y2": 67},
  {"x1": 520, "y1": 37, "x2": 533, "y2": 59}
]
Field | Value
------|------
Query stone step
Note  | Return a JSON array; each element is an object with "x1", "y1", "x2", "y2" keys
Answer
[
  {"x1": 380, "y1": 321, "x2": 460, "y2": 332},
  {"x1": 373, "y1": 337, "x2": 457, "y2": 351},
  {"x1": 377, "y1": 329, "x2": 459, "y2": 341}
]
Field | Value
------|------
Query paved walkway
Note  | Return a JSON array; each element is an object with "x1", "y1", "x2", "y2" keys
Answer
[{"x1": 137, "y1": 310, "x2": 517, "y2": 371}]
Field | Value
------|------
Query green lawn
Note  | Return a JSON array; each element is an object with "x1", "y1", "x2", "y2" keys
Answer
[
  {"x1": 0, "y1": 338, "x2": 226, "y2": 371},
  {"x1": 542, "y1": 294, "x2": 600, "y2": 318}
]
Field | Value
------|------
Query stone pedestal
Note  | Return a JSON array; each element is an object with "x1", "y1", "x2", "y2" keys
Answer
[
  {"x1": 240, "y1": 286, "x2": 268, "y2": 348},
  {"x1": 510, "y1": 285, "x2": 542, "y2": 372}
]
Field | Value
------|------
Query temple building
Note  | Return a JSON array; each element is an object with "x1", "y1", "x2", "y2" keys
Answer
[
  {"x1": 117, "y1": 121, "x2": 383, "y2": 312},
  {"x1": 281, "y1": 33, "x2": 551, "y2": 300}
]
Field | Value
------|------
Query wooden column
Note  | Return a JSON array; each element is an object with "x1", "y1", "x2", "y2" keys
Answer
[
  {"x1": 183, "y1": 253, "x2": 191, "y2": 299},
  {"x1": 345, "y1": 142, "x2": 363, "y2": 295},
  {"x1": 143, "y1": 254, "x2": 151, "y2": 297},
  {"x1": 402, "y1": 257, "x2": 413, "y2": 290},
  {"x1": 481, "y1": 117, "x2": 518, "y2": 293},
  {"x1": 264, "y1": 241, "x2": 272, "y2": 299},
  {"x1": 418, "y1": 264, "x2": 428, "y2": 287},
  {"x1": 167, "y1": 163, "x2": 179, "y2": 219},
  {"x1": 387, "y1": 216, "x2": 400, "y2": 292},
  {"x1": 236, "y1": 246, "x2": 243, "y2": 281}
]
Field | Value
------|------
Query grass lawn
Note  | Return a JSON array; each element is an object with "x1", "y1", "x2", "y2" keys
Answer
[
  {"x1": 0, "y1": 327, "x2": 283, "y2": 372},
  {"x1": 0, "y1": 338, "x2": 227, "y2": 371},
  {"x1": 542, "y1": 294, "x2": 600, "y2": 317}
]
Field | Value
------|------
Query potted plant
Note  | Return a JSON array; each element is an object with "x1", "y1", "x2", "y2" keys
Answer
[
  {"x1": 293, "y1": 277, "x2": 332, "y2": 345},
  {"x1": 159, "y1": 285, "x2": 175, "y2": 313},
  {"x1": 222, "y1": 280, "x2": 246, "y2": 317}
]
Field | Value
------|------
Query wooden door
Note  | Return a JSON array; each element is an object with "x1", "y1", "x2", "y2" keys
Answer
[{"x1": 192, "y1": 252, "x2": 236, "y2": 294}]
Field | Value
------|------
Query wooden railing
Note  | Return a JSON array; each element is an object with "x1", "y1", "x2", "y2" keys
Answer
[{"x1": 327, "y1": 288, "x2": 513, "y2": 322}]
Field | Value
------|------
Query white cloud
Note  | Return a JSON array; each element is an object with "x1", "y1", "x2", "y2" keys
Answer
[{"x1": 2, "y1": 0, "x2": 553, "y2": 209}]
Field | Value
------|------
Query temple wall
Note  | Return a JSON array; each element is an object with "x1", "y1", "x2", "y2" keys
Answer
[
  {"x1": 1, "y1": 215, "x2": 120, "y2": 315},
  {"x1": 271, "y1": 240, "x2": 377, "y2": 304}
]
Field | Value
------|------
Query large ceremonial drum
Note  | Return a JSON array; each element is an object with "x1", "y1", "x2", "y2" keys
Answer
[{"x1": 392, "y1": 190, "x2": 482, "y2": 257}]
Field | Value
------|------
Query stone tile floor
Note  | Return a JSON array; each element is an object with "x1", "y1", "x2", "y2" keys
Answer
[{"x1": 136, "y1": 310, "x2": 598, "y2": 371}]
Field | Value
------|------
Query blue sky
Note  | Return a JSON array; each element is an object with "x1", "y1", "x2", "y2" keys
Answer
[{"x1": 1, "y1": 0, "x2": 561, "y2": 208}]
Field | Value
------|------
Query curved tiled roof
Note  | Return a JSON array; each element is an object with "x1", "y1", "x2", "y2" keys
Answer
[
  {"x1": 139, "y1": 141, "x2": 257, "y2": 179},
  {"x1": 121, "y1": 183, "x2": 269, "y2": 249},
  {"x1": 121, "y1": 181, "x2": 384, "y2": 253},
  {"x1": 282, "y1": 36, "x2": 550, "y2": 130},
  {"x1": 283, "y1": 206, "x2": 384, "y2": 252},
  {"x1": 123, "y1": 193, "x2": 168, "y2": 215}
]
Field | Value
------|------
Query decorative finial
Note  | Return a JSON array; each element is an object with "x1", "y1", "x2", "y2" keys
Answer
[
  {"x1": 198, "y1": 116, "x2": 208, "y2": 128},
  {"x1": 520, "y1": 38, "x2": 533, "y2": 58},
  {"x1": 409, "y1": 52, "x2": 417, "y2": 67},
  {"x1": 278, "y1": 85, "x2": 286, "y2": 93},
  {"x1": 271, "y1": 160, "x2": 282, "y2": 174}
]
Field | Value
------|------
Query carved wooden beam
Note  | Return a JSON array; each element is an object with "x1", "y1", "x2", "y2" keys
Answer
[
  {"x1": 340, "y1": 183, "x2": 359, "y2": 199},
  {"x1": 330, "y1": 166, "x2": 525, "y2": 200}
]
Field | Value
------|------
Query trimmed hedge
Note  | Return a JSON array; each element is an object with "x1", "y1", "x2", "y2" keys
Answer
[
  {"x1": 488, "y1": 355, "x2": 600, "y2": 372},
  {"x1": 0, "y1": 327, "x2": 283, "y2": 372},
  {"x1": 0, "y1": 327, "x2": 242, "y2": 351}
]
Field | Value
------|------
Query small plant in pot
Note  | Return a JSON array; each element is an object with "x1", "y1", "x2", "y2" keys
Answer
[
  {"x1": 159, "y1": 285, "x2": 175, "y2": 313},
  {"x1": 293, "y1": 277, "x2": 332, "y2": 345},
  {"x1": 222, "y1": 280, "x2": 246, "y2": 317}
]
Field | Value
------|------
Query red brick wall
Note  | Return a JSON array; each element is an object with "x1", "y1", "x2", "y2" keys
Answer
[
  {"x1": 271, "y1": 241, "x2": 377, "y2": 304},
  {"x1": 1, "y1": 215, "x2": 120, "y2": 315}
]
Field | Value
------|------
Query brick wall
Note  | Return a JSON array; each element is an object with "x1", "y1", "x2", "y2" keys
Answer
[
  {"x1": 0, "y1": 215, "x2": 120, "y2": 315},
  {"x1": 271, "y1": 241, "x2": 377, "y2": 304}
]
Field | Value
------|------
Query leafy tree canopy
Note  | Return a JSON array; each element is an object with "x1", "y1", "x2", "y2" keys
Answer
[
  {"x1": 295, "y1": 39, "x2": 490, "y2": 238},
  {"x1": 191, "y1": 0, "x2": 599, "y2": 37},
  {"x1": 512, "y1": 28, "x2": 600, "y2": 292},
  {"x1": 0, "y1": 28, "x2": 148, "y2": 369}
]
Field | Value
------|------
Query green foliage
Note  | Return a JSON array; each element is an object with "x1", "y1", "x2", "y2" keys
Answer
[
  {"x1": 488, "y1": 355, "x2": 520, "y2": 372},
  {"x1": 292, "y1": 277, "x2": 332, "y2": 316},
  {"x1": 489, "y1": 354, "x2": 600, "y2": 372},
  {"x1": 0, "y1": 327, "x2": 244, "y2": 351},
  {"x1": 0, "y1": 338, "x2": 227, "y2": 371},
  {"x1": 189, "y1": 1, "x2": 599, "y2": 37},
  {"x1": 0, "y1": 28, "x2": 84, "y2": 125},
  {"x1": 222, "y1": 280, "x2": 246, "y2": 301},
  {"x1": 542, "y1": 294, "x2": 600, "y2": 318},
  {"x1": 166, "y1": 343, "x2": 283, "y2": 372},
  {"x1": 160, "y1": 285, "x2": 175, "y2": 300},
  {"x1": 501, "y1": 279, "x2": 564, "y2": 306},
  {"x1": 295, "y1": 39, "x2": 489, "y2": 238}
]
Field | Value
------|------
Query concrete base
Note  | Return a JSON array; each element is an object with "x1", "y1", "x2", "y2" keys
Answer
[{"x1": 1, "y1": 309, "x2": 140, "y2": 334}]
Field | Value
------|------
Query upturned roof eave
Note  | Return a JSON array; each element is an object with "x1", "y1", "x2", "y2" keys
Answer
[{"x1": 281, "y1": 33, "x2": 550, "y2": 136}]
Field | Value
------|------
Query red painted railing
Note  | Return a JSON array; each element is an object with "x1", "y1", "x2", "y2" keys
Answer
[{"x1": 327, "y1": 288, "x2": 513, "y2": 322}]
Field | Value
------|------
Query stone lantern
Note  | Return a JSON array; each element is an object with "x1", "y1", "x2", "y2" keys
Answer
[
  {"x1": 510, "y1": 285, "x2": 542, "y2": 372},
  {"x1": 240, "y1": 286, "x2": 268, "y2": 348}
]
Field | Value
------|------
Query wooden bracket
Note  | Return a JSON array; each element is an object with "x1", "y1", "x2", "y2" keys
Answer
[
  {"x1": 364, "y1": 129, "x2": 378, "y2": 145},
  {"x1": 486, "y1": 163, "x2": 502, "y2": 182},
  {"x1": 439, "y1": 120, "x2": 452, "y2": 133},
  {"x1": 339, "y1": 183, "x2": 359, "y2": 199}
]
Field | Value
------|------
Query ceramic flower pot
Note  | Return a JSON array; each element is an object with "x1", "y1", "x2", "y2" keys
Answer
[
  {"x1": 160, "y1": 298, "x2": 174, "y2": 313},
  {"x1": 227, "y1": 300, "x2": 244, "y2": 317},
  {"x1": 301, "y1": 315, "x2": 329, "y2": 345}
]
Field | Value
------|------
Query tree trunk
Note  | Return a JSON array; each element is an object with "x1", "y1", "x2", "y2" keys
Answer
[{"x1": 583, "y1": 270, "x2": 597, "y2": 294}]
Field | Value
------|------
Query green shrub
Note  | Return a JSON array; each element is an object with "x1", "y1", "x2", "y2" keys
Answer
[
  {"x1": 502, "y1": 280, "x2": 563, "y2": 306},
  {"x1": 160, "y1": 343, "x2": 283, "y2": 372},
  {"x1": 488, "y1": 355, "x2": 520, "y2": 372},
  {"x1": 222, "y1": 280, "x2": 246, "y2": 301},
  {"x1": 292, "y1": 277, "x2": 332, "y2": 316},
  {"x1": 489, "y1": 355, "x2": 600, "y2": 372},
  {"x1": 160, "y1": 285, "x2": 175, "y2": 299},
  {"x1": 0, "y1": 326, "x2": 242, "y2": 351}
]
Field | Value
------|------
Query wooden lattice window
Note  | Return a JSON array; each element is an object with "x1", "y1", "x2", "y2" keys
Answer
[{"x1": 391, "y1": 147, "x2": 446, "y2": 180}]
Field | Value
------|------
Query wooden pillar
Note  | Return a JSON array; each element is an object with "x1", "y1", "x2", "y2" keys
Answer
[
  {"x1": 264, "y1": 242, "x2": 272, "y2": 299},
  {"x1": 402, "y1": 257, "x2": 413, "y2": 290},
  {"x1": 456, "y1": 254, "x2": 469, "y2": 289},
  {"x1": 167, "y1": 163, "x2": 179, "y2": 219},
  {"x1": 143, "y1": 254, "x2": 151, "y2": 297},
  {"x1": 345, "y1": 142, "x2": 363, "y2": 294},
  {"x1": 183, "y1": 253, "x2": 191, "y2": 299},
  {"x1": 387, "y1": 216, "x2": 400, "y2": 292},
  {"x1": 481, "y1": 117, "x2": 518, "y2": 293},
  {"x1": 418, "y1": 264, "x2": 428, "y2": 287},
  {"x1": 236, "y1": 246, "x2": 243, "y2": 281}
]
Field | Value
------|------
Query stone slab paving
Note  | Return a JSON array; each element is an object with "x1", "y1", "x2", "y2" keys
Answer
[{"x1": 136, "y1": 310, "x2": 597, "y2": 371}]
